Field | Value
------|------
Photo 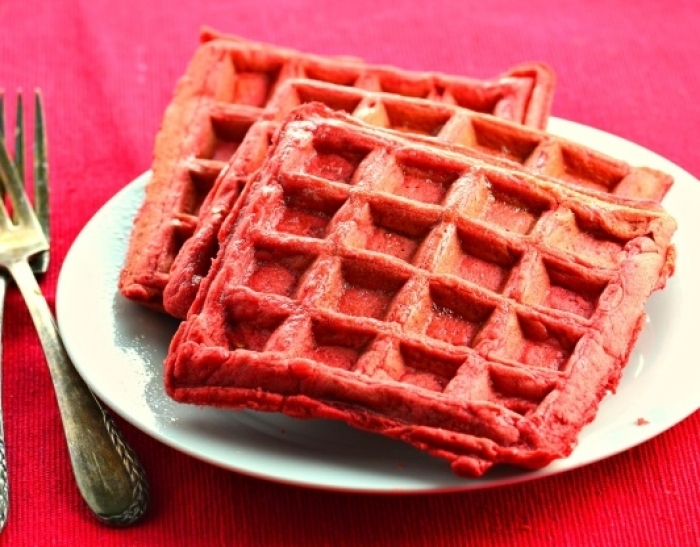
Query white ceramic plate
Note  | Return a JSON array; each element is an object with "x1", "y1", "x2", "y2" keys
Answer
[{"x1": 56, "y1": 118, "x2": 700, "y2": 493}]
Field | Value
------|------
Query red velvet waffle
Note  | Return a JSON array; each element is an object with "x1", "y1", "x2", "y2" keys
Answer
[
  {"x1": 118, "y1": 29, "x2": 556, "y2": 312},
  {"x1": 164, "y1": 104, "x2": 677, "y2": 477},
  {"x1": 163, "y1": 79, "x2": 673, "y2": 319}
]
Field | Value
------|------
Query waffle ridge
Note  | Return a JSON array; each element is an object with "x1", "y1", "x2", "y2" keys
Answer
[
  {"x1": 165, "y1": 104, "x2": 676, "y2": 477},
  {"x1": 119, "y1": 28, "x2": 557, "y2": 312},
  {"x1": 162, "y1": 78, "x2": 673, "y2": 318}
]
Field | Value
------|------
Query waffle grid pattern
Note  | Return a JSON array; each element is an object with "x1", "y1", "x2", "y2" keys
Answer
[
  {"x1": 163, "y1": 78, "x2": 672, "y2": 318},
  {"x1": 165, "y1": 105, "x2": 676, "y2": 476},
  {"x1": 118, "y1": 31, "x2": 555, "y2": 311}
]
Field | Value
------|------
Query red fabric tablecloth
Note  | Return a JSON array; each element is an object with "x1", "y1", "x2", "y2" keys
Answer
[{"x1": 1, "y1": 1, "x2": 698, "y2": 545}]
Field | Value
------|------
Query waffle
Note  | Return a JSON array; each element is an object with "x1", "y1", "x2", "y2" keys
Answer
[
  {"x1": 164, "y1": 104, "x2": 676, "y2": 477},
  {"x1": 118, "y1": 29, "x2": 556, "y2": 312},
  {"x1": 162, "y1": 78, "x2": 673, "y2": 319}
]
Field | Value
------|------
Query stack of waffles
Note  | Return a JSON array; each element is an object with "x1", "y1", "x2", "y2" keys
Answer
[{"x1": 120, "y1": 30, "x2": 677, "y2": 477}]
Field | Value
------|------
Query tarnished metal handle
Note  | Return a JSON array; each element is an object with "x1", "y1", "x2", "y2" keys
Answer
[
  {"x1": 8, "y1": 259, "x2": 148, "y2": 525},
  {"x1": 0, "y1": 275, "x2": 9, "y2": 532},
  {"x1": 0, "y1": 438, "x2": 7, "y2": 531}
]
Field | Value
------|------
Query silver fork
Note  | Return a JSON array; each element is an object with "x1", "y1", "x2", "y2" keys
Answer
[
  {"x1": 0, "y1": 91, "x2": 41, "y2": 532},
  {"x1": 0, "y1": 91, "x2": 149, "y2": 526}
]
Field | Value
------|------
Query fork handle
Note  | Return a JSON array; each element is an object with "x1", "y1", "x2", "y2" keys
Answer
[
  {"x1": 0, "y1": 275, "x2": 9, "y2": 532},
  {"x1": 7, "y1": 260, "x2": 148, "y2": 526}
]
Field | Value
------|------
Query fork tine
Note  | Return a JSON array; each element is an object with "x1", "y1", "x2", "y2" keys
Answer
[
  {"x1": 13, "y1": 94, "x2": 24, "y2": 185},
  {"x1": 0, "y1": 188, "x2": 10, "y2": 231},
  {"x1": 0, "y1": 92, "x2": 4, "y2": 140},
  {"x1": 32, "y1": 91, "x2": 50, "y2": 272},
  {"x1": 0, "y1": 133, "x2": 36, "y2": 229},
  {"x1": 33, "y1": 91, "x2": 49, "y2": 240},
  {"x1": 0, "y1": 158, "x2": 12, "y2": 232}
]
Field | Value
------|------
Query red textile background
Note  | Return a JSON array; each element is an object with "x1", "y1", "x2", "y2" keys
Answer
[{"x1": 0, "y1": 1, "x2": 698, "y2": 545}]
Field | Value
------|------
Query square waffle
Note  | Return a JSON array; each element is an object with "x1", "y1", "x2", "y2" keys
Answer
[
  {"x1": 118, "y1": 28, "x2": 556, "y2": 312},
  {"x1": 164, "y1": 103, "x2": 677, "y2": 477},
  {"x1": 163, "y1": 78, "x2": 673, "y2": 319}
]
